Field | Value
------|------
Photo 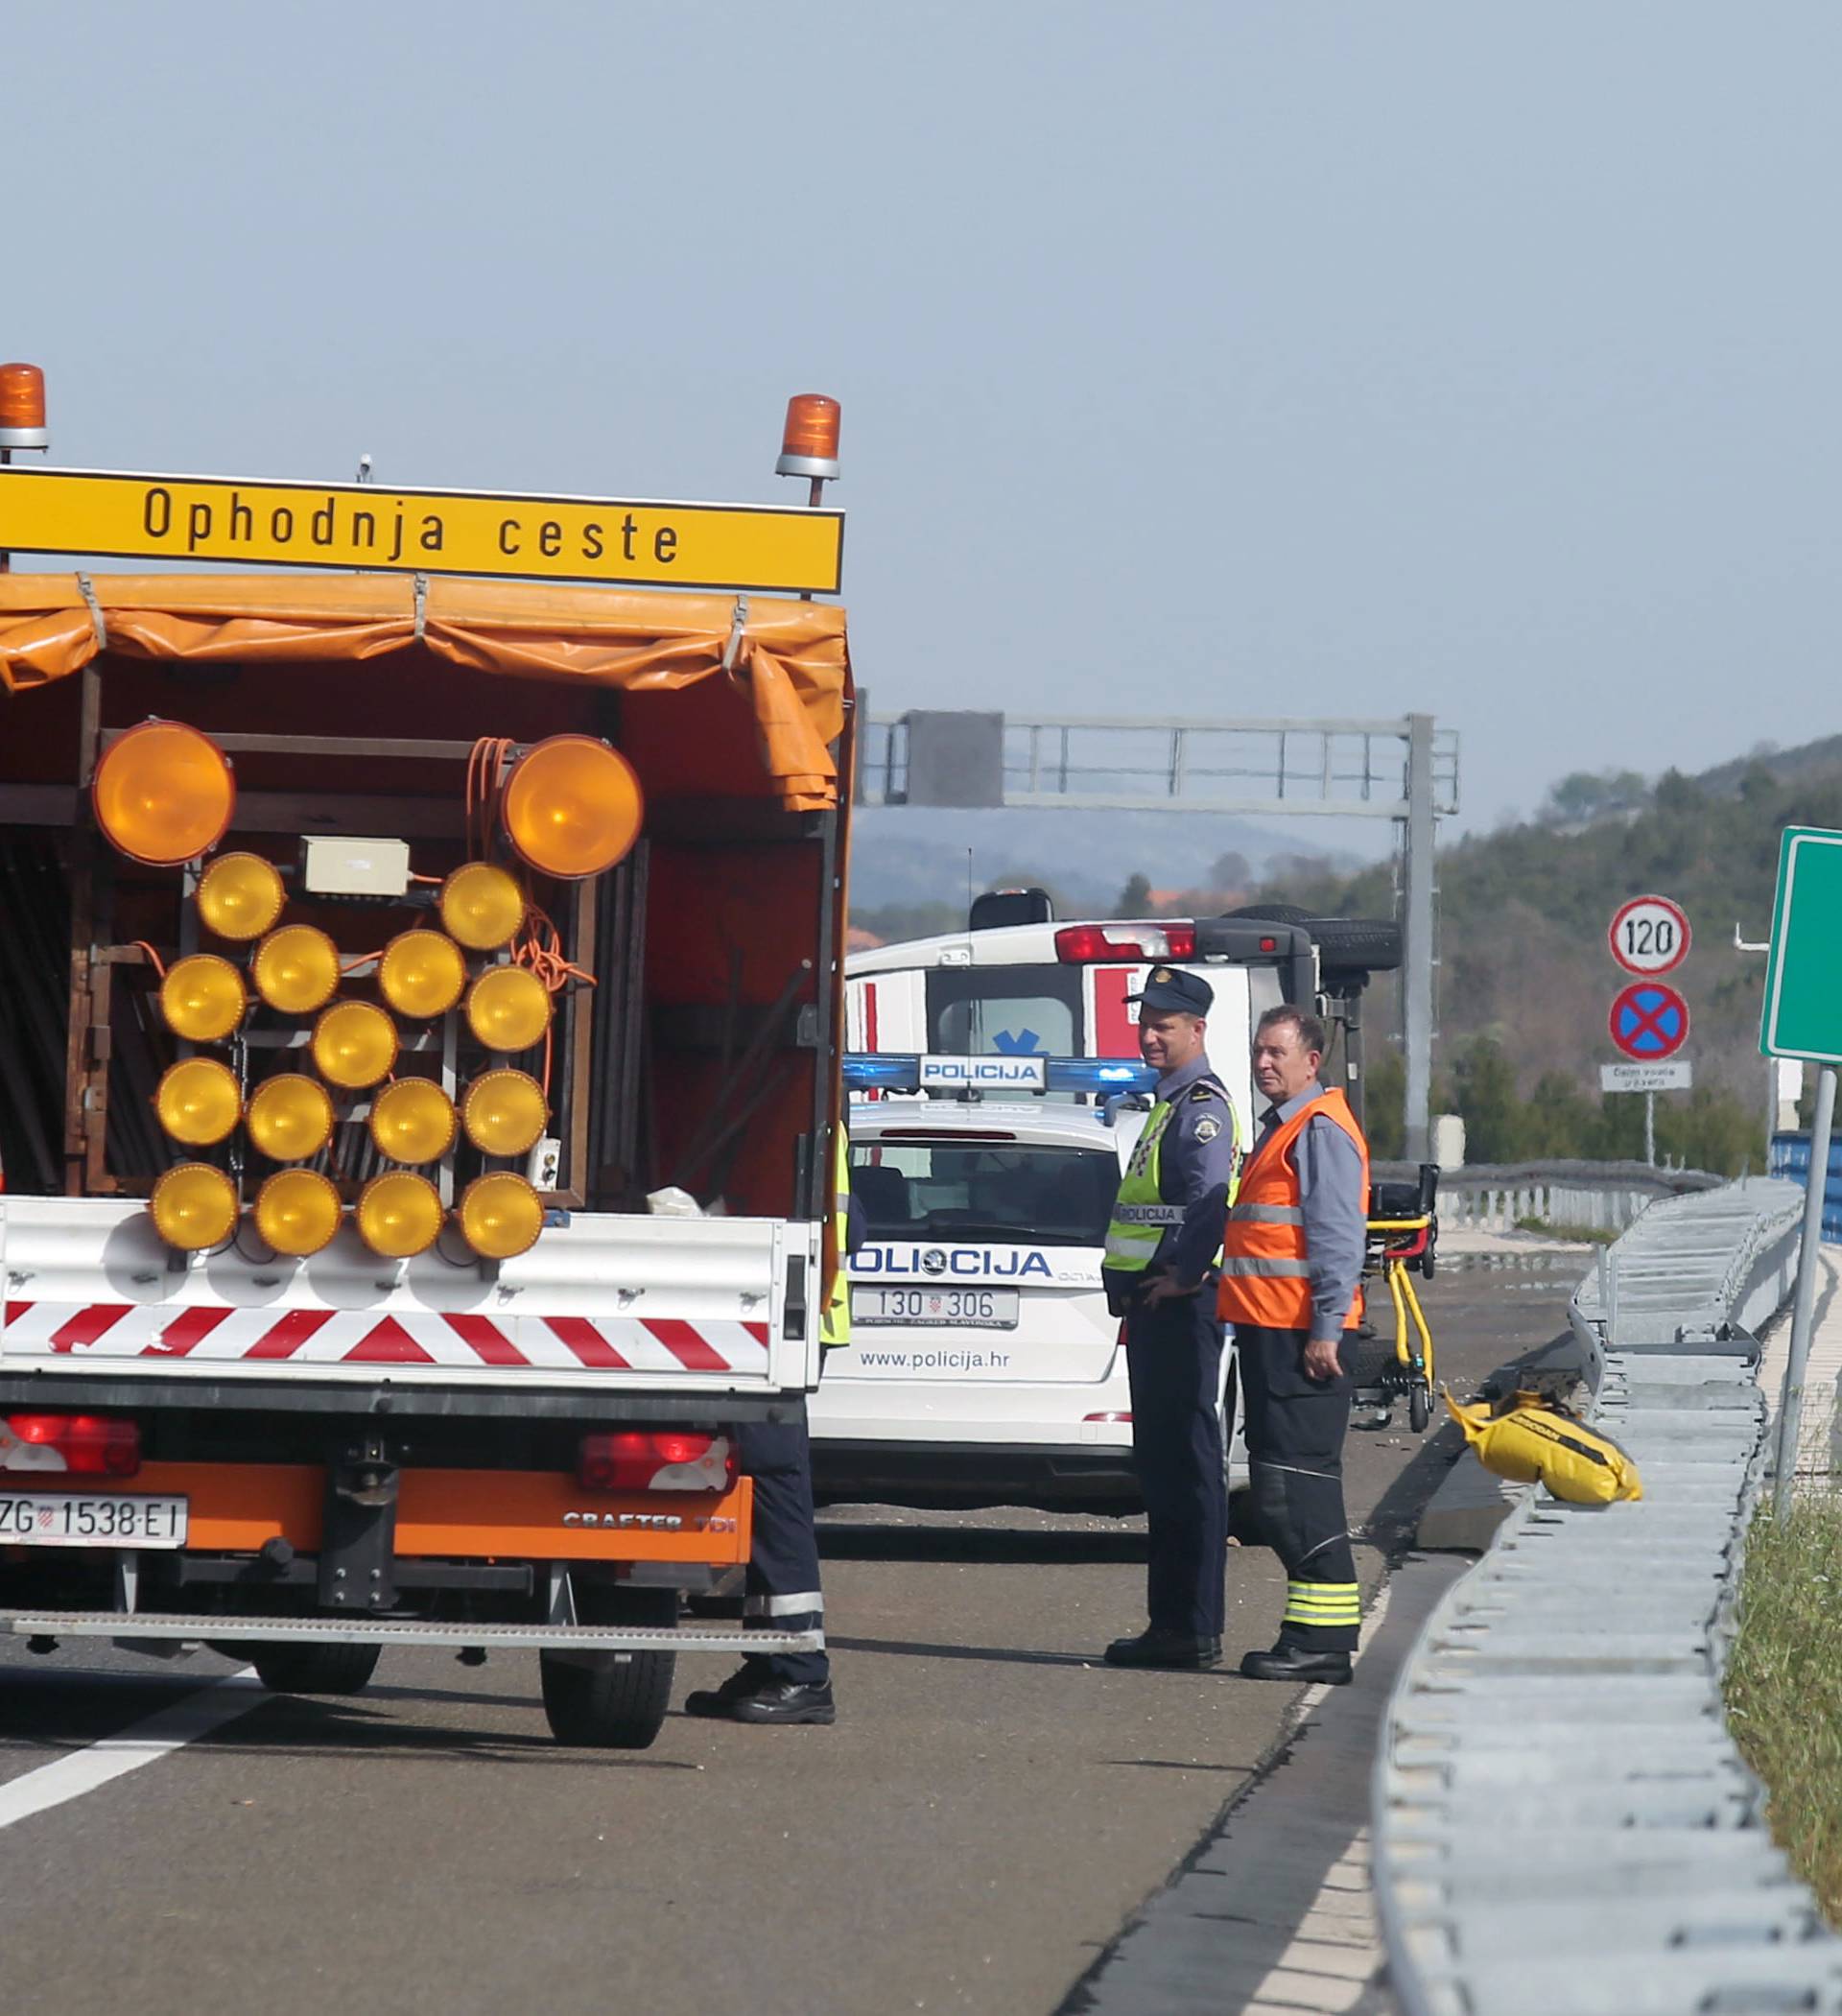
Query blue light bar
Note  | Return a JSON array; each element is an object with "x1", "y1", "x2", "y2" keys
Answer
[
  {"x1": 843, "y1": 1054, "x2": 921, "y2": 1090},
  {"x1": 1049, "y1": 1057, "x2": 1157, "y2": 1094},
  {"x1": 842, "y1": 1054, "x2": 1156, "y2": 1097}
]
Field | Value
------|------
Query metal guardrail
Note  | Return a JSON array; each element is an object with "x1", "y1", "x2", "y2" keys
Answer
[
  {"x1": 1375, "y1": 1159, "x2": 1723, "y2": 1238},
  {"x1": 1371, "y1": 1178, "x2": 1842, "y2": 2016}
]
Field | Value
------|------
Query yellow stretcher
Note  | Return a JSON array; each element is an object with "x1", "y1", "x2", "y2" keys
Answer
[{"x1": 1358, "y1": 1165, "x2": 1439, "y2": 1434}]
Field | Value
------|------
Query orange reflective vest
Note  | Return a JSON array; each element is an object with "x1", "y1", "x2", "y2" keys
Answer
[{"x1": 1216, "y1": 1089, "x2": 1368, "y2": 1332}]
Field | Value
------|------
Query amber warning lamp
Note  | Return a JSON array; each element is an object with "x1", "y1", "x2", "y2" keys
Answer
[
  {"x1": 93, "y1": 721, "x2": 236, "y2": 867},
  {"x1": 775, "y1": 393, "x2": 840, "y2": 484},
  {"x1": 0, "y1": 362, "x2": 48, "y2": 451}
]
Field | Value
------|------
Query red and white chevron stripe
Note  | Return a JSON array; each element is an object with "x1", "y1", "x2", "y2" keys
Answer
[{"x1": 0, "y1": 1302, "x2": 770, "y2": 1376}]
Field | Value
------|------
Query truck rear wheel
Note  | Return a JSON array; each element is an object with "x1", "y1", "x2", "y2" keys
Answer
[
  {"x1": 252, "y1": 1643, "x2": 382, "y2": 1696},
  {"x1": 539, "y1": 1584, "x2": 675, "y2": 1749}
]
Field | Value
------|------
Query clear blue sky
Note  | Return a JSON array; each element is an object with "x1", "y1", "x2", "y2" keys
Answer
[{"x1": 5, "y1": 2, "x2": 1835, "y2": 834}]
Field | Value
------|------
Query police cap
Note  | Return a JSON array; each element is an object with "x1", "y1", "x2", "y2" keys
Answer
[{"x1": 1126, "y1": 966, "x2": 1214, "y2": 1016}]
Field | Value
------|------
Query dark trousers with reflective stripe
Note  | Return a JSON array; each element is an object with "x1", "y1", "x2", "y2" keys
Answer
[
  {"x1": 1123, "y1": 1293, "x2": 1226, "y2": 1640},
  {"x1": 1235, "y1": 1324, "x2": 1359, "y2": 1651},
  {"x1": 737, "y1": 1418, "x2": 830, "y2": 1687}
]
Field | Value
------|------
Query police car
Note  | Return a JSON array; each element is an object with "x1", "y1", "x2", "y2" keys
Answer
[{"x1": 808, "y1": 1054, "x2": 1248, "y2": 1511}]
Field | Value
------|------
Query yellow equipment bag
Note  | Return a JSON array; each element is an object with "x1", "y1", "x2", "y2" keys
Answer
[{"x1": 1444, "y1": 1387, "x2": 1643, "y2": 1506}]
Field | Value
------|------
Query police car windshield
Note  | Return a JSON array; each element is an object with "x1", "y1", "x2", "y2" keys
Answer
[{"x1": 851, "y1": 1142, "x2": 1117, "y2": 1248}]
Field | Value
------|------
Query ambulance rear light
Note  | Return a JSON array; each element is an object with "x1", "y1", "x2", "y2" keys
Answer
[
  {"x1": 3, "y1": 1414, "x2": 141, "y2": 1478},
  {"x1": 1053, "y1": 923, "x2": 1196, "y2": 962},
  {"x1": 577, "y1": 1432, "x2": 736, "y2": 1493},
  {"x1": 1083, "y1": 1412, "x2": 1132, "y2": 1424}
]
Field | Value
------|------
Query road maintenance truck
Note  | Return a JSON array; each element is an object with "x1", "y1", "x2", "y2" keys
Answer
[{"x1": 0, "y1": 368, "x2": 853, "y2": 1747}]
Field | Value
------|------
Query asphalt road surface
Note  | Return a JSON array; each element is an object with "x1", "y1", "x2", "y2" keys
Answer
[{"x1": 0, "y1": 1244, "x2": 1582, "y2": 2016}]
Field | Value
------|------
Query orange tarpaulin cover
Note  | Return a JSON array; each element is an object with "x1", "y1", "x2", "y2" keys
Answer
[{"x1": 0, "y1": 573, "x2": 849, "y2": 810}]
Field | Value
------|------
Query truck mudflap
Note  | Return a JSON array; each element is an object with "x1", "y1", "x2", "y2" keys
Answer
[
  {"x1": 0, "y1": 1198, "x2": 820, "y2": 1393},
  {"x1": 0, "y1": 1614, "x2": 820, "y2": 1655}
]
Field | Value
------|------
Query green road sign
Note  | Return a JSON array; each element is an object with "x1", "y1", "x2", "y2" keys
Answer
[{"x1": 1761, "y1": 826, "x2": 1842, "y2": 1061}]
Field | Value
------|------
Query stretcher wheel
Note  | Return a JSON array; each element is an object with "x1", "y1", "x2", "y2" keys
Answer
[{"x1": 1409, "y1": 1385, "x2": 1431, "y2": 1435}]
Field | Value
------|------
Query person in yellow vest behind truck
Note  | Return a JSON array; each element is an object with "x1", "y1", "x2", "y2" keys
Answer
[
  {"x1": 820, "y1": 1131, "x2": 854, "y2": 1349},
  {"x1": 1099, "y1": 967, "x2": 1243, "y2": 1671},
  {"x1": 687, "y1": 1132, "x2": 859, "y2": 1726},
  {"x1": 1219, "y1": 1005, "x2": 1370, "y2": 1686}
]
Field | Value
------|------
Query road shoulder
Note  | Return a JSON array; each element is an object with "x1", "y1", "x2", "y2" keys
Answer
[{"x1": 1058, "y1": 1552, "x2": 1468, "y2": 2016}]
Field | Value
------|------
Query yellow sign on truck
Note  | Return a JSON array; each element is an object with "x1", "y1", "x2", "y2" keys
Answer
[{"x1": 0, "y1": 464, "x2": 845, "y2": 594}]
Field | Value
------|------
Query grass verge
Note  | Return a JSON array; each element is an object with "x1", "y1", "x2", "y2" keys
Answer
[{"x1": 1724, "y1": 1490, "x2": 1842, "y2": 1923}]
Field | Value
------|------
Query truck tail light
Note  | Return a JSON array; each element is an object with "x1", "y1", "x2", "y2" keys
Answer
[
  {"x1": 1054, "y1": 923, "x2": 1196, "y2": 962},
  {"x1": 577, "y1": 1432, "x2": 736, "y2": 1493},
  {"x1": 3, "y1": 1414, "x2": 142, "y2": 1478}
]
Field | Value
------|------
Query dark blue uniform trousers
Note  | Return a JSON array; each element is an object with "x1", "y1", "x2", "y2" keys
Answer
[
  {"x1": 1123, "y1": 1293, "x2": 1227, "y2": 1640},
  {"x1": 736, "y1": 1418, "x2": 830, "y2": 1687},
  {"x1": 1235, "y1": 1323, "x2": 1359, "y2": 1651}
]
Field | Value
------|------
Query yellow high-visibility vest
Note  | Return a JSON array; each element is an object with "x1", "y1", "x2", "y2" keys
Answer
[{"x1": 820, "y1": 1134, "x2": 852, "y2": 1349}]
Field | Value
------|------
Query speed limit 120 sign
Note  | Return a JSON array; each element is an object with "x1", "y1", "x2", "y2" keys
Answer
[{"x1": 1609, "y1": 894, "x2": 1691, "y2": 976}]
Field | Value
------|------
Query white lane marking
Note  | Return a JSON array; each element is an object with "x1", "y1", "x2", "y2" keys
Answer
[{"x1": 0, "y1": 1669, "x2": 263, "y2": 1833}]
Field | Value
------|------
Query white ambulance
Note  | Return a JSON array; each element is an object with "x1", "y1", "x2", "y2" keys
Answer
[{"x1": 843, "y1": 911, "x2": 1308, "y2": 1127}]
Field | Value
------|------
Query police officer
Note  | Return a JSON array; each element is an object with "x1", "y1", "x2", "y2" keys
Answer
[
  {"x1": 1101, "y1": 967, "x2": 1242, "y2": 1670},
  {"x1": 1218, "y1": 1006, "x2": 1369, "y2": 1685},
  {"x1": 686, "y1": 1132, "x2": 859, "y2": 1725}
]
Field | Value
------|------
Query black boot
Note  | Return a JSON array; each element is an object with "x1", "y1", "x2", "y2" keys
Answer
[
  {"x1": 1103, "y1": 1628, "x2": 1222, "y2": 1671},
  {"x1": 1238, "y1": 1641, "x2": 1353, "y2": 1685},
  {"x1": 684, "y1": 1665, "x2": 837, "y2": 1724}
]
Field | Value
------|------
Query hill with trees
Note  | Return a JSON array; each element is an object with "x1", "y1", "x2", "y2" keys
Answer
[
  {"x1": 845, "y1": 738, "x2": 1842, "y2": 1174},
  {"x1": 1255, "y1": 748, "x2": 1842, "y2": 1168}
]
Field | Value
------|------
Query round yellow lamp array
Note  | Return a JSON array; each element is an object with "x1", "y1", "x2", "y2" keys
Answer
[
  {"x1": 246, "y1": 1074, "x2": 336, "y2": 1162},
  {"x1": 438, "y1": 862, "x2": 525, "y2": 951},
  {"x1": 159, "y1": 955, "x2": 248, "y2": 1043},
  {"x1": 502, "y1": 735, "x2": 643, "y2": 880},
  {"x1": 129, "y1": 731, "x2": 634, "y2": 1258},
  {"x1": 465, "y1": 964, "x2": 553, "y2": 1053},
  {"x1": 253, "y1": 925, "x2": 341, "y2": 1014},
  {"x1": 379, "y1": 930, "x2": 466, "y2": 1019},
  {"x1": 459, "y1": 1173, "x2": 545, "y2": 1260},
  {"x1": 197, "y1": 851, "x2": 285, "y2": 941},
  {"x1": 462, "y1": 1068, "x2": 548, "y2": 1156},
  {"x1": 254, "y1": 1169, "x2": 342, "y2": 1257},
  {"x1": 356, "y1": 1171, "x2": 444, "y2": 1258},
  {"x1": 312, "y1": 1001, "x2": 398, "y2": 1089},
  {"x1": 369, "y1": 1079, "x2": 457, "y2": 1165},
  {"x1": 93, "y1": 721, "x2": 236, "y2": 866},
  {"x1": 154, "y1": 1058, "x2": 243, "y2": 1147},
  {"x1": 150, "y1": 1163, "x2": 239, "y2": 1252}
]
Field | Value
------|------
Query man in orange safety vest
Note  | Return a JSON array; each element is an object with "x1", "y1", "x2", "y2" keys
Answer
[{"x1": 1217, "y1": 1005, "x2": 1370, "y2": 1685}]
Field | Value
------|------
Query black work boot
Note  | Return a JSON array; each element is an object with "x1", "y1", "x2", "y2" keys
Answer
[
  {"x1": 684, "y1": 1665, "x2": 837, "y2": 1724},
  {"x1": 1103, "y1": 1628, "x2": 1222, "y2": 1671},
  {"x1": 1239, "y1": 1641, "x2": 1353, "y2": 1685}
]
